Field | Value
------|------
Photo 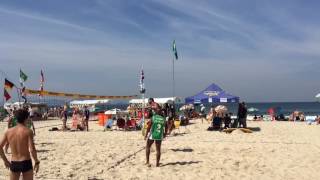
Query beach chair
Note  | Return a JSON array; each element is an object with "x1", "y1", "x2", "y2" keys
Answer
[
  {"x1": 136, "y1": 118, "x2": 144, "y2": 130},
  {"x1": 104, "y1": 119, "x2": 114, "y2": 131},
  {"x1": 116, "y1": 118, "x2": 126, "y2": 130},
  {"x1": 126, "y1": 119, "x2": 137, "y2": 130}
]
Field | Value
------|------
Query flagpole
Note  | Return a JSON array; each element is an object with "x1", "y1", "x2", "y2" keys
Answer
[
  {"x1": 15, "y1": 86, "x2": 21, "y2": 107},
  {"x1": 172, "y1": 52, "x2": 176, "y2": 118}
]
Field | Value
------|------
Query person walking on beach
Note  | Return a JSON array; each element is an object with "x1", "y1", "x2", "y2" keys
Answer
[
  {"x1": 27, "y1": 106, "x2": 36, "y2": 136},
  {"x1": 200, "y1": 104, "x2": 206, "y2": 123},
  {"x1": 238, "y1": 102, "x2": 248, "y2": 128},
  {"x1": 84, "y1": 106, "x2": 90, "y2": 131},
  {"x1": 0, "y1": 109, "x2": 40, "y2": 180},
  {"x1": 62, "y1": 106, "x2": 68, "y2": 130},
  {"x1": 145, "y1": 98, "x2": 167, "y2": 167}
]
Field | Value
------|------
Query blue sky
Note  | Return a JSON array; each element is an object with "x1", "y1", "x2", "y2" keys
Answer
[{"x1": 0, "y1": 0, "x2": 320, "y2": 102}]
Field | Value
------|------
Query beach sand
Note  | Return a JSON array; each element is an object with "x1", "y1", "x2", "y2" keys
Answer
[{"x1": 1, "y1": 119, "x2": 320, "y2": 180}]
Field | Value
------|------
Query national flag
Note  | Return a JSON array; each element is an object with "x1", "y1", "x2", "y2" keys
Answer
[
  {"x1": 4, "y1": 88, "x2": 11, "y2": 101},
  {"x1": 19, "y1": 69, "x2": 28, "y2": 82},
  {"x1": 172, "y1": 40, "x2": 178, "y2": 60},
  {"x1": 4, "y1": 78, "x2": 14, "y2": 90}
]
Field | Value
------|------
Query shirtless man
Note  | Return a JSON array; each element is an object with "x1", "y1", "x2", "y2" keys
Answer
[
  {"x1": 0, "y1": 109, "x2": 40, "y2": 180},
  {"x1": 145, "y1": 100, "x2": 167, "y2": 167}
]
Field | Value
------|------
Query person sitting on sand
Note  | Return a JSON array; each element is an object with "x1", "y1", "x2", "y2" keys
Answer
[
  {"x1": 0, "y1": 109, "x2": 40, "y2": 180},
  {"x1": 145, "y1": 102, "x2": 167, "y2": 167},
  {"x1": 212, "y1": 113, "x2": 222, "y2": 130}
]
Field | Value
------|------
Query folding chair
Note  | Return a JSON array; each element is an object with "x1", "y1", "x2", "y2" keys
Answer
[
  {"x1": 116, "y1": 118, "x2": 126, "y2": 130},
  {"x1": 104, "y1": 119, "x2": 114, "y2": 131},
  {"x1": 173, "y1": 119, "x2": 181, "y2": 133},
  {"x1": 126, "y1": 119, "x2": 137, "y2": 130}
]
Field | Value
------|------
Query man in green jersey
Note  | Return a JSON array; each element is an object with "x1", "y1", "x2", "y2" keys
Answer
[{"x1": 145, "y1": 103, "x2": 167, "y2": 167}]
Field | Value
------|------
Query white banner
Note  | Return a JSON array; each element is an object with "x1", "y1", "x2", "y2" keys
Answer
[{"x1": 220, "y1": 98, "x2": 227, "y2": 103}]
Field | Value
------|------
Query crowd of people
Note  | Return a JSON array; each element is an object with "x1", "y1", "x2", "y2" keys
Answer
[{"x1": 203, "y1": 102, "x2": 248, "y2": 131}]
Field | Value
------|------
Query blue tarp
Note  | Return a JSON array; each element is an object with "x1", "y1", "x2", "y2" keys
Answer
[{"x1": 185, "y1": 83, "x2": 239, "y2": 104}]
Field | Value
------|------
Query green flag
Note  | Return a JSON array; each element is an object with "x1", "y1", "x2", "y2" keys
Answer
[
  {"x1": 20, "y1": 69, "x2": 28, "y2": 82},
  {"x1": 172, "y1": 40, "x2": 178, "y2": 60}
]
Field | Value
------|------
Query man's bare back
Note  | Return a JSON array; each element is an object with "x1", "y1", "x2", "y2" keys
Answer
[
  {"x1": 7, "y1": 125, "x2": 33, "y2": 161},
  {"x1": 0, "y1": 109, "x2": 40, "y2": 180}
]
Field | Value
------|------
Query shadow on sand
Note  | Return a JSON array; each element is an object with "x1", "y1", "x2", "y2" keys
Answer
[
  {"x1": 37, "y1": 149, "x2": 51, "y2": 153},
  {"x1": 37, "y1": 142, "x2": 55, "y2": 146},
  {"x1": 170, "y1": 148, "x2": 194, "y2": 152},
  {"x1": 161, "y1": 161, "x2": 202, "y2": 167},
  {"x1": 247, "y1": 127, "x2": 261, "y2": 132}
]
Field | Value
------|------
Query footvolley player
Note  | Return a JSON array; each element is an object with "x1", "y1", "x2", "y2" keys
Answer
[
  {"x1": 0, "y1": 109, "x2": 40, "y2": 180},
  {"x1": 145, "y1": 99, "x2": 167, "y2": 167}
]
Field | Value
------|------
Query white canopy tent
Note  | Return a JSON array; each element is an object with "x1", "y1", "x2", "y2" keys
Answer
[
  {"x1": 316, "y1": 93, "x2": 320, "y2": 101},
  {"x1": 129, "y1": 97, "x2": 181, "y2": 104},
  {"x1": 69, "y1": 99, "x2": 110, "y2": 108}
]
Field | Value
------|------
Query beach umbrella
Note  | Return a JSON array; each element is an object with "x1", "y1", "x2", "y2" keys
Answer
[
  {"x1": 105, "y1": 108, "x2": 122, "y2": 115},
  {"x1": 215, "y1": 105, "x2": 228, "y2": 113},
  {"x1": 179, "y1": 104, "x2": 193, "y2": 111},
  {"x1": 248, "y1": 107, "x2": 259, "y2": 112},
  {"x1": 316, "y1": 93, "x2": 320, "y2": 101}
]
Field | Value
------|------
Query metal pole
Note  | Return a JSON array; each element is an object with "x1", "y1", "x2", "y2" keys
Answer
[
  {"x1": 142, "y1": 93, "x2": 145, "y2": 122},
  {"x1": 172, "y1": 55, "x2": 176, "y2": 118},
  {"x1": 15, "y1": 86, "x2": 21, "y2": 108}
]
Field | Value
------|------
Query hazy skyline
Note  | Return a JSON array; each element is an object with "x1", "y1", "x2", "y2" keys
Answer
[{"x1": 1, "y1": 0, "x2": 320, "y2": 102}]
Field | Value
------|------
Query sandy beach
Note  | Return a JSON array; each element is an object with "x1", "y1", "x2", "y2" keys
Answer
[{"x1": 1, "y1": 119, "x2": 320, "y2": 180}]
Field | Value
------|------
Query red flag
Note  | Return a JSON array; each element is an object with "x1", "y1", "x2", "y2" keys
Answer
[{"x1": 4, "y1": 88, "x2": 11, "y2": 101}]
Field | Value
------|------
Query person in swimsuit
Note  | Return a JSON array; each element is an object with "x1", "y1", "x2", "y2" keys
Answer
[
  {"x1": 62, "y1": 106, "x2": 68, "y2": 131},
  {"x1": 83, "y1": 106, "x2": 90, "y2": 131},
  {"x1": 145, "y1": 102, "x2": 167, "y2": 167},
  {"x1": 0, "y1": 109, "x2": 40, "y2": 180}
]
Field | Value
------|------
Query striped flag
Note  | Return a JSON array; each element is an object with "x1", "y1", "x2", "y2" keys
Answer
[
  {"x1": 139, "y1": 67, "x2": 145, "y2": 93},
  {"x1": 4, "y1": 78, "x2": 14, "y2": 90},
  {"x1": 172, "y1": 40, "x2": 178, "y2": 60},
  {"x1": 39, "y1": 70, "x2": 44, "y2": 96},
  {"x1": 4, "y1": 88, "x2": 11, "y2": 101}
]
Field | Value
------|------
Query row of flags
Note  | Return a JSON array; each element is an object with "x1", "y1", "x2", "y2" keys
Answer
[
  {"x1": 4, "y1": 41, "x2": 178, "y2": 101},
  {"x1": 3, "y1": 69, "x2": 45, "y2": 102}
]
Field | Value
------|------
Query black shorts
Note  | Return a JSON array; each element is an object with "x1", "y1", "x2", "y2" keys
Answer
[{"x1": 10, "y1": 159, "x2": 33, "y2": 173}]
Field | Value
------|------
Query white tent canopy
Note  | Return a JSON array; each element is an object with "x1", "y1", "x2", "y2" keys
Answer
[
  {"x1": 129, "y1": 97, "x2": 180, "y2": 104},
  {"x1": 70, "y1": 99, "x2": 110, "y2": 107},
  {"x1": 316, "y1": 93, "x2": 320, "y2": 99}
]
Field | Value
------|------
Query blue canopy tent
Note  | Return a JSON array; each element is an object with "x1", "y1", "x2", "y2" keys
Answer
[{"x1": 185, "y1": 83, "x2": 239, "y2": 104}]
